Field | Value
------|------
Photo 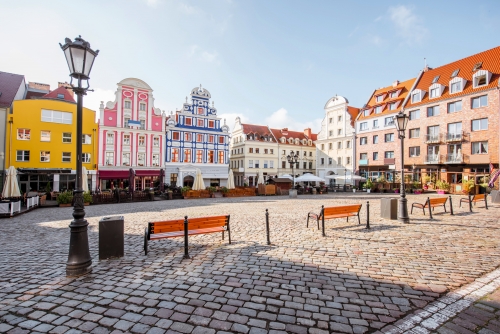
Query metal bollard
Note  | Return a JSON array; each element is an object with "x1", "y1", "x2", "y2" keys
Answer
[
  {"x1": 468, "y1": 194, "x2": 473, "y2": 212},
  {"x1": 183, "y1": 216, "x2": 190, "y2": 259},
  {"x1": 485, "y1": 193, "x2": 488, "y2": 209},
  {"x1": 449, "y1": 195, "x2": 454, "y2": 215},
  {"x1": 265, "y1": 209, "x2": 271, "y2": 245},
  {"x1": 427, "y1": 197, "x2": 433, "y2": 220},
  {"x1": 366, "y1": 201, "x2": 370, "y2": 229}
]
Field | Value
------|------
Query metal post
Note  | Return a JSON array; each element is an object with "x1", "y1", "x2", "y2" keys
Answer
[
  {"x1": 398, "y1": 135, "x2": 410, "y2": 223},
  {"x1": 66, "y1": 78, "x2": 92, "y2": 276},
  {"x1": 427, "y1": 197, "x2": 433, "y2": 220},
  {"x1": 449, "y1": 195, "x2": 454, "y2": 215},
  {"x1": 485, "y1": 192, "x2": 488, "y2": 209},
  {"x1": 265, "y1": 209, "x2": 270, "y2": 245},
  {"x1": 468, "y1": 194, "x2": 472, "y2": 212},
  {"x1": 366, "y1": 201, "x2": 370, "y2": 229},
  {"x1": 183, "y1": 216, "x2": 190, "y2": 259}
]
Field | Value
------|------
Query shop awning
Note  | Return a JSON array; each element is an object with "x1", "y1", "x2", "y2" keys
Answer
[
  {"x1": 135, "y1": 169, "x2": 161, "y2": 177},
  {"x1": 98, "y1": 170, "x2": 130, "y2": 179}
]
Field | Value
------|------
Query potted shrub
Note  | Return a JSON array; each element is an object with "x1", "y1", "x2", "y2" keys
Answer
[
  {"x1": 221, "y1": 187, "x2": 229, "y2": 196},
  {"x1": 412, "y1": 181, "x2": 422, "y2": 194},
  {"x1": 181, "y1": 186, "x2": 191, "y2": 198},
  {"x1": 363, "y1": 179, "x2": 374, "y2": 193},
  {"x1": 462, "y1": 178, "x2": 475, "y2": 195},
  {"x1": 435, "y1": 180, "x2": 450, "y2": 194},
  {"x1": 83, "y1": 191, "x2": 93, "y2": 205},
  {"x1": 57, "y1": 191, "x2": 73, "y2": 207}
]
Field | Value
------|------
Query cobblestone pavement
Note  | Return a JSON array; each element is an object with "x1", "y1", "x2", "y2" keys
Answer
[{"x1": 0, "y1": 193, "x2": 499, "y2": 334}]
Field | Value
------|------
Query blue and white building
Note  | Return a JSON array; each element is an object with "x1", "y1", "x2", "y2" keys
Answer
[{"x1": 165, "y1": 85, "x2": 230, "y2": 187}]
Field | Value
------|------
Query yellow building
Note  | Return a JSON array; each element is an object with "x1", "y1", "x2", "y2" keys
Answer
[{"x1": 6, "y1": 86, "x2": 98, "y2": 193}]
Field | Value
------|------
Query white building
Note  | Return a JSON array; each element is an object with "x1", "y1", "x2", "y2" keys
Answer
[{"x1": 315, "y1": 95, "x2": 359, "y2": 186}]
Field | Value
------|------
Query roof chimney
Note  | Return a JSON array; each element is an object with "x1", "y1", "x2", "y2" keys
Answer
[
  {"x1": 392, "y1": 80, "x2": 399, "y2": 88},
  {"x1": 304, "y1": 128, "x2": 311, "y2": 138}
]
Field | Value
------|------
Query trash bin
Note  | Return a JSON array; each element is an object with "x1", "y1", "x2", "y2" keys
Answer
[
  {"x1": 99, "y1": 216, "x2": 124, "y2": 260},
  {"x1": 491, "y1": 190, "x2": 500, "y2": 204},
  {"x1": 380, "y1": 198, "x2": 397, "y2": 220}
]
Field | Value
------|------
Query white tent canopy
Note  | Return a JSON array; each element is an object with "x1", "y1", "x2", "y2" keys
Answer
[
  {"x1": 325, "y1": 174, "x2": 366, "y2": 181},
  {"x1": 227, "y1": 169, "x2": 235, "y2": 189},
  {"x1": 257, "y1": 170, "x2": 265, "y2": 185},
  {"x1": 192, "y1": 169, "x2": 205, "y2": 190},
  {"x1": 280, "y1": 174, "x2": 293, "y2": 180},
  {"x1": 82, "y1": 166, "x2": 89, "y2": 192},
  {"x1": 294, "y1": 174, "x2": 325, "y2": 183},
  {"x1": 2, "y1": 166, "x2": 21, "y2": 198}
]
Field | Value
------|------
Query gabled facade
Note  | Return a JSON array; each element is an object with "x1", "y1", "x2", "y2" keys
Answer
[
  {"x1": 7, "y1": 86, "x2": 98, "y2": 193},
  {"x1": 98, "y1": 78, "x2": 165, "y2": 191},
  {"x1": 165, "y1": 85, "x2": 230, "y2": 188},
  {"x1": 315, "y1": 95, "x2": 359, "y2": 185},
  {"x1": 355, "y1": 78, "x2": 418, "y2": 181},
  {"x1": 404, "y1": 46, "x2": 500, "y2": 191}
]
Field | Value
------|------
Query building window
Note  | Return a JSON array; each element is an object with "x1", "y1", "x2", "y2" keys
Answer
[
  {"x1": 328, "y1": 158, "x2": 332, "y2": 165},
  {"x1": 17, "y1": 128, "x2": 31, "y2": 140},
  {"x1": 384, "y1": 133, "x2": 394, "y2": 142},
  {"x1": 409, "y1": 128, "x2": 420, "y2": 138},
  {"x1": 249, "y1": 148, "x2": 253, "y2": 153},
  {"x1": 376, "y1": 95, "x2": 383, "y2": 102},
  {"x1": 255, "y1": 148, "x2": 260, "y2": 154},
  {"x1": 197, "y1": 119, "x2": 204, "y2": 127},
  {"x1": 172, "y1": 131, "x2": 180, "y2": 140},
  {"x1": 208, "y1": 150, "x2": 215, "y2": 163},
  {"x1": 409, "y1": 110, "x2": 420, "y2": 120},
  {"x1": 270, "y1": 149, "x2": 274, "y2": 154},
  {"x1": 152, "y1": 154, "x2": 160, "y2": 167},
  {"x1": 328, "y1": 143, "x2": 332, "y2": 150},
  {"x1": 41, "y1": 109, "x2": 72, "y2": 124},
  {"x1": 390, "y1": 91, "x2": 398, "y2": 98},
  {"x1": 375, "y1": 106, "x2": 382, "y2": 114},
  {"x1": 346, "y1": 140, "x2": 351, "y2": 148},
  {"x1": 329, "y1": 118, "x2": 332, "y2": 123},
  {"x1": 409, "y1": 147, "x2": 420, "y2": 157},
  {"x1": 137, "y1": 153, "x2": 145, "y2": 166},
  {"x1": 329, "y1": 130, "x2": 333, "y2": 136},
  {"x1": 40, "y1": 151, "x2": 50, "y2": 162},
  {"x1": 184, "y1": 132, "x2": 192, "y2": 141},
  {"x1": 124, "y1": 100, "x2": 131, "y2": 109},
  {"x1": 219, "y1": 136, "x2": 225, "y2": 144},
  {"x1": 107, "y1": 133, "x2": 114, "y2": 144},
  {"x1": 105, "y1": 152, "x2": 114, "y2": 165},
  {"x1": 153, "y1": 137, "x2": 159, "y2": 147},
  {"x1": 62, "y1": 152, "x2": 71, "y2": 163},
  {"x1": 185, "y1": 117, "x2": 192, "y2": 126},
  {"x1": 139, "y1": 136, "x2": 145, "y2": 146},
  {"x1": 196, "y1": 150, "x2": 203, "y2": 163},
  {"x1": 337, "y1": 157, "x2": 341, "y2": 165},
  {"x1": 208, "y1": 120, "x2": 215, "y2": 128},
  {"x1": 255, "y1": 159, "x2": 260, "y2": 168},
  {"x1": 171, "y1": 148, "x2": 179, "y2": 162},
  {"x1": 430, "y1": 87, "x2": 440, "y2": 98},
  {"x1": 450, "y1": 81, "x2": 462, "y2": 93},
  {"x1": 302, "y1": 162, "x2": 306, "y2": 169},
  {"x1": 473, "y1": 74, "x2": 488, "y2": 88},
  {"x1": 338, "y1": 115, "x2": 342, "y2": 122},
  {"x1": 360, "y1": 137, "x2": 367, "y2": 145},
  {"x1": 196, "y1": 134, "x2": 203, "y2": 142},
  {"x1": 360, "y1": 153, "x2": 368, "y2": 160},
  {"x1": 389, "y1": 102, "x2": 397, "y2": 110},
  {"x1": 447, "y1": 101, "x2": 462, "y2": 113},
  {"x1": 471, "y1": 95, "x2": 488, "y2": 109},
  {"x1": 373, "y1": 119, "x2": 379, "y2": 128},
  {"x1": 41, "y1": 131, "x2": 50, "y2": 142},
  {"x1": 270, "y1": 160, "x2": 274, "y2": 168},
  {"x1": 122, "y1": 153, "x2": 130, "y2": 166},
  {"x1": 384, "y1": 116, "x2": 394, "y2": 126},
  {"x1": 82, "y1": 153, "x2": 91, "y2": 163},
  {"x1": 373, "y1": 152, "x2": 378, "y2": 161},
  {"x1": 197, "y1": 107, "x2": 204, "y2": 115},
  {"x1": 320, "y1": 158, "x2": 325, "y2": 166},
  {"x1": 264, "y1": 160, "x2": 269, "y2": 168},
  {"x1": 139, "y1": 102, "x2": 146, "y2": 111},
  {"x1": 124, "y1": 118, "x2": 130, "y2": 128},
  {"x1": 309, "y1": 162, "x2": 313, "y2": 169},
  {"x1": 471, "y1": 141, "x2": 488, "y2": 154},
  {"x1": 63, "y1": 132, "x2": 72, "y2": 143},
  {"x1": 385, "y1": 151, "x2": 394, "y2": 159},
  {"x1": 184, "y1": 149, "x2": 191, "y2": 163},
  {"x1": 337, "y1": 142, "x2": 342, "y2": 149},
  {"x1": 359, "y1": 122, "x2": 367, "y2": 131},
  {"x1": 471, "y1": 118, "x2": 488, "y2": 131},
  {"x1": 123, "y1": 135, "x2": 130, "y2": 145},
  {"x1": 427, "y1": 106, "x2": 439, "y2": 117},
  {"x1": 82, "y1": 134, "x2": 91, "y2": 144},
  {"x1": 140, "y1": 120, "x2": 145, "y2": 130},
  {"x1": 364, "y1": 109, "x2": 370, "y2": 117},
  {"x1": 321, "y1": 144, "x2": 324, "y2": 150},
  {"x1": 249, "y1": 160, "x2": 254, "y2": 168},
  {"x1": 346, "y1": 157, "x2": 351, "y2": 165},
  {"x1": 209, "y1": 135, "x2": 215, "y2": 143},
  {"x1": 373, "y1": 135, "x2": 378, "y2": 144},
  {"x1": 411, "y1": 91, "x2": 421, "y2": 103}
]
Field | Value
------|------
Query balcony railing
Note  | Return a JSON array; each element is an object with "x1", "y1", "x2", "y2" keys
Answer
[
  {"x1": 359, "y1": 159, "x2": 369, "y2": 165},
  {"x1": 424, "y1": 154, "x2": 441, "y2": 164},
  {"x1": 424, "y1": 134, "x2": 441, "y2": 144},
  {"x1": 445, "y1": 132, "x2": 465, "y2": 142},
  {"x1": 446, "y1": 154, "x2": 463, "y2": 164},
  {"x1": 384, "y1": 158, "x2": 395, "y2": 165}
]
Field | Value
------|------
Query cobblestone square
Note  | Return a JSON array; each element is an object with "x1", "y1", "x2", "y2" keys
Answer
[{"x1": 0, "y1": 193, "x2": 499, "y2": 333}]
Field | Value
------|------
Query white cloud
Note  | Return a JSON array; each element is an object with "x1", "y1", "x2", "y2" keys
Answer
[
  {"x1": 178, "y1": 2, "x2": 201, "y2": 15},
  {"x1": 265, "y1": 108, "x2": 322, "y2": 133},
  {"x1": 201, "y1": 50, "x2": 218, "y2": 63},
  {"x1": 188, "y1": 45, "x2": 220, "y2": 64},
  {"x1": 388, "y1": 5, "x2": 428, "y2": 45},
  {"x1": 144, "y1": 0, "x2": 161, "y2": 7},
  {"x1": 370, "y1": 35, "x2": 383, "y2": 46},
  {"x1": 83, "y1": 87, "x2": 116, "y2": 121}
]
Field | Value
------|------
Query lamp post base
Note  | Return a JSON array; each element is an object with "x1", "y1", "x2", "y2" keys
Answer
[
  {"x1": 66, "y1": 218, "x2": 92, "y2": 276},
  {"x1": 398, "y1": 195, "x2": 410, "y2": 223}
]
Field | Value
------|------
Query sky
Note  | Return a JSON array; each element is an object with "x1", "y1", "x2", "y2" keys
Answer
[{"x1": 2, "y1": 0, "x2": 500, "y2": 133}]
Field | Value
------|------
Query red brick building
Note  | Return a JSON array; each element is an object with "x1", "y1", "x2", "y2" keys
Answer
[{"x1": 404, "y1": 46, "x2": 500, "y2": 193}]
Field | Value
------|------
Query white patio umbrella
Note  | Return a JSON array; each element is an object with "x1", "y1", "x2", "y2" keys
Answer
[
  {"x1": 82, "y1": 166, "x2": 89, "y2": 192},
  {"x1": 257, "y1": 170, "x2": 265, "y2": 185},
  {"x1": 325, "y1": 174, "x2": 366, "y2": 181},
  {"x1": 192, "y1": 169, "x2": 205, "y2": 190},
  {"x1": 227, "y1": 169, "x2": 235, "y2": 189},
  {"x1": 2, "y1": 166, "x2": 21, "y2": 198},
  {"x1": 294, "y1": 174, "x2": 325, "y2": 183},
  {"x1": 280, "y1": 174, "x2": 293, "y2": 180}
]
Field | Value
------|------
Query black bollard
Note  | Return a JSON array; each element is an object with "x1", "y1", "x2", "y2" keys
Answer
[
  {"x1": 449, "y1": 195, "x2": 454, "y2": 215},
  {"x1": 485, "y1": 193, "x2": 488, "y2": 210},
  {"x1": 265, "y1": 209, "x2": 271, "y2": 245},
  {"x1": 366, "y1": 201, "x2": 370, "y2": 229},
  {"x1": 427, "y1": 197, "x2": 433, "y2": 220},
  {"x1": 321, "y1": 205, "x2": 326, "y2": 237},
  {"x1": 183, "y1": 216, "x2": 190, "y2": 259},
  {"x1": 468, "y1": 194, "x2": 473, "y2": 212}
]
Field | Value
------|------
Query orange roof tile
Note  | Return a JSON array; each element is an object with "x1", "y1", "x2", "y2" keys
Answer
[
  {"x1": 241, "y1": 124, "x2": 275, "y2": 142},
  {"x1": 41, "y1": 86, "x2": 76, "y2": 103},
  {"x1": 357, "y1": 78, "x2": 416, "y2": 121},
  {"x1": 241, "y1": 123, "x2": 317, "y2": 144},
  {"x1": 347, "y1": 106, "x2": 360, "y2": 127},
  {"x1": 407, "y1": 45, "x2": 500, "y2": 108}
]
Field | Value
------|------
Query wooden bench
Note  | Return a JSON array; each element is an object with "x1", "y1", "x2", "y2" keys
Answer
[
  {"x1": 460, "y1": 194, "x2": 488, "y2": 212},
  {"x1": 144, "y1": 215, "x2": 231, "y2": 257},
  {"x1": 307, "y1": 204, "x2": 362, "y2": 237},
  {"x1": 411, "y1": 197, "x2": 449, "y2": 218}
]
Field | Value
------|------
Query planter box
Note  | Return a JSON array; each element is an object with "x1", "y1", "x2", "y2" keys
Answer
[
  {"x1": 436, "y1": 190, "x2": 447, "y2": 195},
  {"x1": 59, "y1": 203, "x2": 72, "y2": 207}
]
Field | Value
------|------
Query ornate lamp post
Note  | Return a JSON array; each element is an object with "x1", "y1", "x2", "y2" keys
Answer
[
  {"x1": 60, "y1": 36, "x2": 99, "y2": 276},
  {"x1": 395, "y1": 111, "x2": 410, "y2": 223},
  {"x1": 286, "y1": 151, "x2": 299, "y2": 188}
]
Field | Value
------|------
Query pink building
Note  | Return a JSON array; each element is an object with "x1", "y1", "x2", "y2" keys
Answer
[{"x1": 98, "y1": 78, "x2": 166, "y2": 191}]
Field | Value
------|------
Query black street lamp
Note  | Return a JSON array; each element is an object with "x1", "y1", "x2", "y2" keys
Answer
[
  {"x1": 60, "y1": 36, "x2": 99, "y2": 276},
  {"x1": 286, "y1": 151, "x2": 299, "y2": 188},
  {"x1": 395, "y1": 111, "x2": 410, "y2": 223}
]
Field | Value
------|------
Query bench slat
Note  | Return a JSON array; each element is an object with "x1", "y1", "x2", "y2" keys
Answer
[{"x1": 150, "y1": 226, "x2": 226, "y2": 240}]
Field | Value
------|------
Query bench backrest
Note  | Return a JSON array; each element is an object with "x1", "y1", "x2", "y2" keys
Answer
[
  {"x1": 149, "y1": 215, "x2": 229, "y2": 235},
  {"x1": 428, "y1": 197, "x2": 447, "y2": 205},
  {"x1": 323, "y1": 204, "x2": 362, "y2": 216},
  {"x1": 472, "y1": 194, "x2": 486, "y2": 201}
]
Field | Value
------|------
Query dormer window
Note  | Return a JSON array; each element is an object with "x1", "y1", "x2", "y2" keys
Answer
[
  {"x1": 429, "y1": 83, "x2": 444, "y2": 99},
  {"x1": 473, "y1": 70, "x2": 491, "y2": 88},
  {"x1": 57, "y1": 94, "x2": 65, "y2": 99},
  {"x1": 389, "y1": 90, "x2": 400, "y2": 98},
  {"x1": 473, "y1": 62, "x2": 483, "y2": 71},
  {"x1": 389, "y1": 102, "x2": 397, "y2": 110},
  {"x1": 294, "y1": 139, "x2": 299, "y2": 145},
  {"x1": 375, "y1": 105, "x2": 383, "y2": 114},
  {"x1": 449, "y1": 77, "x2": 466, "y2": 94},
  {"x1": 411, "y1": 90, "x2": 423, "y2": 103},
  {"x1": 432, "y1": 75, "x2": 440, "y2": 84},
  {"x1": 363, "y1": 109, "x2": 371, "y2": 116},
  {"x1": 376, "y1": 95, "x2": 383, "y2": 103},
  {"x1": 308, "y1": 140, "x2": 312, "y2": 146}
]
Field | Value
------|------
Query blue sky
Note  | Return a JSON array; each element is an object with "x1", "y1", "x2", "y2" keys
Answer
[{"x1": 2, "y1": 0, "x2": 500, "y2": 133}]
